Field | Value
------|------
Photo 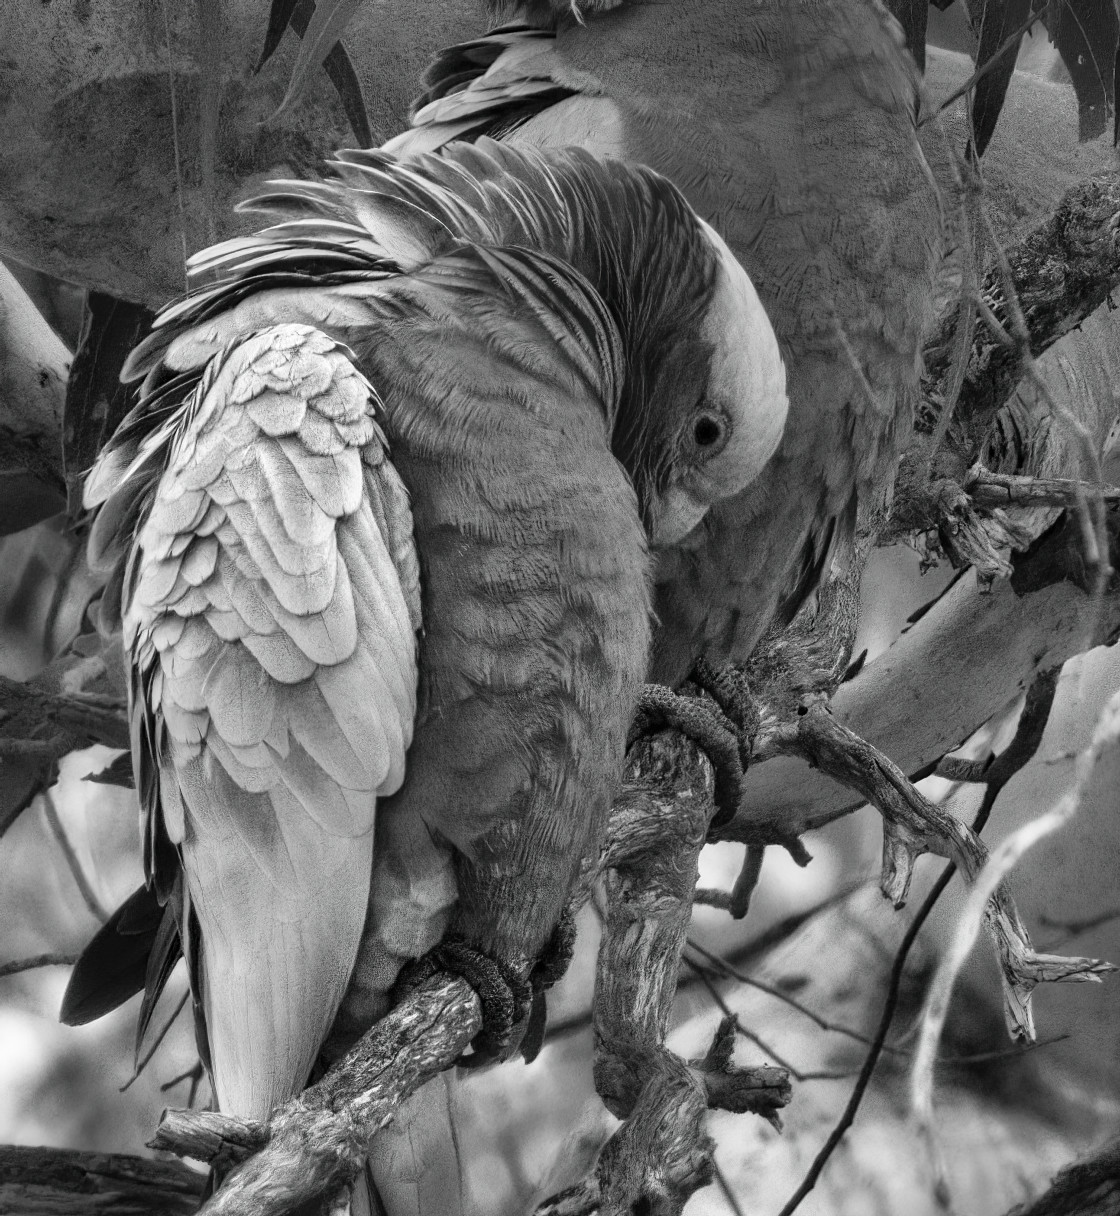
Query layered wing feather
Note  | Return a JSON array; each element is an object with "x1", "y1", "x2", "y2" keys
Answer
[
  {"x1": 87, "y1": 324, "x2": 419, "y2": 1118},
  {"x1": 390, "y1": 26, "x2": 574, "y2": 154}
]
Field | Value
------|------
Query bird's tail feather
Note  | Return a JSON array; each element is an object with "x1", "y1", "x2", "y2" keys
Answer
[{"x1": 366, "y1": 1073, "x2": 472, "y2": 1216}]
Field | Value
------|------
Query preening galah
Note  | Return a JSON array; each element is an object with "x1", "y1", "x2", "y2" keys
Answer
[
  {"x1": 63, "y1": 142, "x2": 788, "y2": 1134},
  {"x1": 385, "y1": 0, "x2": 945, "y2": 686}
]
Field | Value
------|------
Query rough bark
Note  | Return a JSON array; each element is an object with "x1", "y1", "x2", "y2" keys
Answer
[
  {"x1": 0, "y1": 1144, "x2": 204, "y2": 1216},
  {"x1": 1007, "y1": 1137, "x2": 1120, "y2": 1216},
  {"x1": 149, "y1": 974, "x2": 482, "y2": 1215},
  {"x1": 730, "y1": 551, "x2": 1120, "y2": 845},
  {"x1": 921, "y1": 176, "x2": 1120, "y2": 447}
]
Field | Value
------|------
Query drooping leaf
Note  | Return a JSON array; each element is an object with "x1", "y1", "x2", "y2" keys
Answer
[
  {"x1": 60, "y1": 884, "x2": 167, "y2": 1027},
  {"x1": 886, "y1": 0, "x2": 932, "y2": 71},
  {"x1": 272, "y1": 0, "x2": 366, "y2": 122},
  {"x1": 323, "y1": 41, "x2": 375, "y2": 147},
  {"x1": 62, "y1": 292, "x2": 155, "y2": 519},
  {"x1": 85, "y1": 750, "x2": 135, "y2": 788},
  {"x1": 0, "y1": 756, "x2": 55, "y2": 839},
  {"x1": 1041, "y1": 0, "x2": 1118, "y2": 141},
  {"x1": 286, "y1": 1, "x2": 374, "y2": 147},
  {"x1": 970, "y1": 0, "x2": 1039, "y2": 157},
  {"x1": 255, "y1": 0, "x2": 302, "y2": 73}
]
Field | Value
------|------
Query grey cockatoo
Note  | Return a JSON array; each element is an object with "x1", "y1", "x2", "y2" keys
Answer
[{"x1": 61, "y1": 141, "x2": 788, "y2": 1195}]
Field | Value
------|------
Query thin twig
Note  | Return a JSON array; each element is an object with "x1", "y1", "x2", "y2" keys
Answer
[
  {"x1": 40, "y1": 791, "x2": 110, "y2": 923},
  {"x1": 911, "y1": 687, "x2": 1120, "y2": 1206},
  {"x1": 682, "y1": 957, "x2": 811, "y2": 1082},
  {"x1": 778, "y1": 665, "x2": 1065, "y2": 1215},
  {"x1": 0, "y1": 952, "x2": 79, "y2": 980},
  {"x1": 685, "y1": 939, "x2": 889, "y2": 1055},
  {"x1": 775, "y1": 866, "x2": 957, "y2": 1216},
  {"x1": 924, "y1": 7, "x2": 1046, "y2": 124},
  {"x1": 121, "y1": 988, "x2": 191, "y2": 1093},
  {"x1": 714, "y1": 1161, "x2": 747, "y2": 1216}
]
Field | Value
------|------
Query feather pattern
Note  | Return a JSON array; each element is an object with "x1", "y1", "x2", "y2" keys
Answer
[
  {"x1": 384, "y1": 10, "x2": 941, "y2": 687},
  {"x1": 74, "y1": 140, "x2": 783, "y2": 1167},
  {"x1": 86, "y1": 323, "x2": 420, "y2": 1118}
]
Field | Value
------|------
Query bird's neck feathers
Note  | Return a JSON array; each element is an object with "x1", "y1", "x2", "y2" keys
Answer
[
  {"x1": 115, "y1": 141, "x2": 717, "y2": 514},
  {"x1": 304, "y1": 140, "x2": 719, "y2": 506}
]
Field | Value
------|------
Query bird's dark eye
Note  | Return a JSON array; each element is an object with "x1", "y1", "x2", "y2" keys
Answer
[{"x1": 693, "y1": 413, "x2": 724, "y2": 448}]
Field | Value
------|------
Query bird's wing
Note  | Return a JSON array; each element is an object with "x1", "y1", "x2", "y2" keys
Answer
[
  {"x1": 383, "y1": 26, "x2": 576, "y2": 156},
  {"x1": 85, "y1": 323, "x2": 419, "y2": 1118}
]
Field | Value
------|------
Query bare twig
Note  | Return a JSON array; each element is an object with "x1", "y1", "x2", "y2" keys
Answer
[
  {"x1": 40, "y1": 791, "x2": 110, "y2": 923},
  {"x1": 684, "y1": 939, "x2": 892, "y2": 1056},
  {"x1": 0, "y1": 952, "x2": 78, "y2": 980},
  {"x1": 778, "y1": 665, "x2": 1072, "y2": 1216},
  {"x1": 923, "y1": 7, "x2": 1046, "y2": 124},
  {"x1": 966, "y1": 467, "x2": 1120, "y2": 511},
  {"x1": 121, "y1": 989, "x2": 191, "y2": 1093},
  {"x1": 911, "y1": 687, "x2": 1120, "y2": 1205},
  {"x1": 760, "y1": 700, "x2": 1111, "y2": 1041}
]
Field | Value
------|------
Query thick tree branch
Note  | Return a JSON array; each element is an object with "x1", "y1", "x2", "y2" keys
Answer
[
  {"x1": 0, "y1": 1144, "x2": 203, "y2": 1216},
  {"x1": 150, "y1": 974, "x2": 481, "y2": 1215},
  {"x1": 729, "y1": 547, "x2": 1120, "y2": 847},
  {"x1": 921, "y1": 175, "x2": 1120, "y2": 445},
  {"x1": 0, "y1": 673, "x2": 128, "y2": 760},
  {"x1": 591, "y1": 732, "x2": 730, "y2": 1213},
  {"x1": 1005, "y1": 1136, "x2": 1120, "y2": 1216},
  {"x1": 756, "y1": 701, "x2": 1113, "y2": 1043}
]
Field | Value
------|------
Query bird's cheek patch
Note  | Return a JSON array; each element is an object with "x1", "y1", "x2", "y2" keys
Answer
[{"x1": 698, "y1": 221, "x2": 789, "y2": 496}]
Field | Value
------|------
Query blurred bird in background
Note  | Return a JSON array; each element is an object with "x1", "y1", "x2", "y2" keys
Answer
[{"x1": 61, "y1": 139, "x2": 788, "y2": 1208}]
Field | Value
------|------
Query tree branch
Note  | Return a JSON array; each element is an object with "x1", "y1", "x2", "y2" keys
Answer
[
  {"x1": 0, "y1": 1144, "x2": 203, "y2": 1216},
  {"x1": 1005, "y1": 1136, "x2": 1120, "y2": 1216},
  {"x1": 921, "y1": 175, "x2": 1120, "y2": 445},
  {"x1": 150, "y1": 974, "x2": 481, "y2": 1214}
]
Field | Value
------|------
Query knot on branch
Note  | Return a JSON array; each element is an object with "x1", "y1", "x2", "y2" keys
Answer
[{"x1": 690, "y1": 1016, "x2": 791, "y2": 1130}]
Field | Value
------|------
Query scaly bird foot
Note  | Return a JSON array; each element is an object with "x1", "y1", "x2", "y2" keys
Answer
[
  {"x1": 397, "y1": 938, "x2": 533, "y2": 1066},
  {"x1": 630, "y1": 659, "x2": 760, "y2": 830}
]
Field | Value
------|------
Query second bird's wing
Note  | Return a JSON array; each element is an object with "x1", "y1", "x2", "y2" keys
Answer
[
  {"x1": 384, "y1": 26, "x2": 579, "y2": 156},
  {"x1": 84, "y1": 323, "x2": 420, "y2": 1118}
]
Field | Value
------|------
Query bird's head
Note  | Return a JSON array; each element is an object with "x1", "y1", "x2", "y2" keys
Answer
[
  {"x1": 623, "y1": 218, "x2": 787, "y2": 547},
  {"x1": 589, "y1": 172, "x2": 788, "y2": 548},
  {"x1": 123, "y1": 140, "x2": 787, "y2": 548}
]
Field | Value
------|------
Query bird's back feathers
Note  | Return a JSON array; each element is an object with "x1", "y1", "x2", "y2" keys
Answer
[{"x1": 86, "y1": 323, "x2": 421, "y2": 1118}]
